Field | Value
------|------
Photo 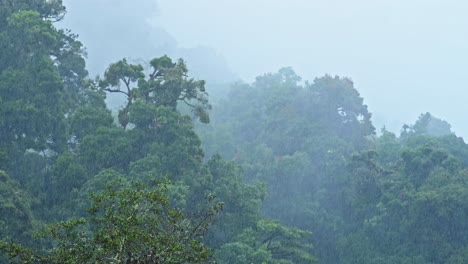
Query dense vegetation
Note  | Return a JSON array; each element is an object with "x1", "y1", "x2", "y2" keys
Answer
[
  {"x1": 196, "y1": 68, "x2": 468, "y2": 263},
  {"x1": 1, "y1": 1, "x2": 468, "y2": 263}
]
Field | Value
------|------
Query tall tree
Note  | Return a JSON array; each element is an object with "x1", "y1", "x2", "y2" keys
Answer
[
  {"x1": 0, "y1": 0, "x2": 91, "y2": 175},
  {"x1": 99, "y1": 56, "x2": 211, "y2": 129}
]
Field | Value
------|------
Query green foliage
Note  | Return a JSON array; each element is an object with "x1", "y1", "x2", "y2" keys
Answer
[
  {"x1": 0, "y1": 5, "x2": 318, "y2": 260},
  {"x1": 197, "y1": 68, "x2": 374, "y2": 262},
  {"x1": 70, "y1": 106, "x2": 114, "y2": 140},
  {"x1": 46, "y1": 153, "x2": 87, "y2": 209},
  {"x1": 197, "y1": 64, "x2": 468, "y2": 263},
  {"x1": 199, "y1": 155, "x2": 266, "y2": 247},
  {"x1": 0, "y1": 171, "x2": 34, "y2": 244},
  {"x1": 0, "y1": 10, "x2": 66, "y2": 155},
  {"x1": 337, "y1": 136, "x2": 468, "y2": 263},
  {"x1": 0, "y1": 0, "x2": 66, "y2": 24},
  {"x1": 79, "y1": 127, "x2": 134, "y2": 174},
  {"x1": 1, "y1": 181, "x2": 222, "y2": 263},
  {"x1": 403, "y1": 112, "x2": 453, "y2": 137},
  {"x1": 128, "y1": 104, "x2": 205, "y2": 179},
  {"x1": 216, "y1": 219, "x2": 316, "y2": 264},
  {"x1": 11, "y1": 1, "x2": 468, "y2": 263},
  {"x1": 0, "y1": 0, "x2": 94, "y2": 186},
  {"x1": 99, "y1": 55, "x2": 211, "y2": 128}
]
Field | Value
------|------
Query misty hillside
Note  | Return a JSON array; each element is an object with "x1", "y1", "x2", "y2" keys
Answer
[{"x1": 1, "y1": 1, "x2": 468, "y2": 264}]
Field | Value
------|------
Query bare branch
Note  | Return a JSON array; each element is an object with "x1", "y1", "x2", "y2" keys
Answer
[
  {"x1": 183, "y1": 99, "x2": 196, "y2": 108},
  {"x1": 103, "y1": 88, "x2": 129, "y2": 97},
  {"x1": 120, "y1": 77, "x2": 132, "y2": 94}
]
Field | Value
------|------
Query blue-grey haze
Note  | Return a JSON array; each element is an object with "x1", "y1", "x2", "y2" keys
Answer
[{"x1": 62, "y1": 0, "x2": 468, "y2": 138}]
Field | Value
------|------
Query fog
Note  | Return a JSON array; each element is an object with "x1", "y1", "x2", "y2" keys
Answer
[
  {"x1": 3, "y1": 1, "x2": 468, "y2": 262},
  {"x1": 62, "y1": 0, "x2": 468, "y2": 138}
]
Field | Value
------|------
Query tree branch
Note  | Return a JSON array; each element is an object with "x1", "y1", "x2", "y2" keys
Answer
[
  {"x1": 121, "y1": 77, "x2": 132, "y2": 95},
  {"x1": 103, "y1": 88, "x2": 129, "y2": 97},
  {"x1": 260, "y1": 234, "x2": 275, "y2": 248},
  {"x1": 149, "y1": 69, "x2": 159, "y2": 80},
  {"x1": 183, "y1": 99, "x2": 196, "y2": 108}
]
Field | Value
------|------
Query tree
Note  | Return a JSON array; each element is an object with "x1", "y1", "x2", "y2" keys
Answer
[
  {"x1": 78, "y1": 127, "x2": 135, "y2": 175},
  {"x1": 407, "y1": 112, "x2": 452, "y2": 137},
  {"x1": 70, "y1": 105, "x2": 114, "y2": 141},
  {"x1": 198, "y1": 155, "x2": 266, "y2": 248},
  {"x1": 1, "y1": 180, "x2": 223, "y2": 263},
  {"x1": 99, "y1": 56, "x2": 211, "y2": 129},
  {"x1": 215, "y1": 219, "x2": 316, "y2": 264},
  {"x1": 306, "y1": 75, "x2": 375, "y2": 147},
  {"x1": 0, "y1": 0, "x2": 93, "y2": 177},
  {"x1": 0, "y1": 170, "x2": 34, "y2": 245}
]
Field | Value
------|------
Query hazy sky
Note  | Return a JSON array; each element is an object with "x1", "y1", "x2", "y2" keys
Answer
[
  {"x1": 154, "y1": 0, "x2": 468, "y2": 137},
  {"x1": 63, "y1": 0, "x2": 468, "y2": 138}
]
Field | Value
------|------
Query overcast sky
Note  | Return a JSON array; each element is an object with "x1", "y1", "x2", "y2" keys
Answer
[{"x1": 63, "y1": 0, "x2": 468, "y2": 138}]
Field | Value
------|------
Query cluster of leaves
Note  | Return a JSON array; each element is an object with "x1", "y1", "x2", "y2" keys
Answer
[
  {"x1": 335, "y1": 127, "x2": 468, "y2": 264},
  {"x1": 1, "y1": 180, "x2": 222, "y2": 263},
  {"x1": 98, "y1": 56, "x2": 211, "y2": 128},
  {"x1": 216, "y1": 219, "x2": 316, "y2": 264}
]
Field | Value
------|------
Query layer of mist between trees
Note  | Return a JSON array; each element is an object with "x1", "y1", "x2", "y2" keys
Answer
[{"x1": 2, "y1": 1, "x2": 468, "y2": 264}]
